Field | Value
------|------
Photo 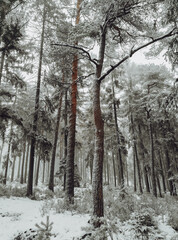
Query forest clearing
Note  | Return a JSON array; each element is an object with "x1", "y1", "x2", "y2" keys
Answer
[{"x1": 0, "y1": 0, "x2": 178, "y2": 239}]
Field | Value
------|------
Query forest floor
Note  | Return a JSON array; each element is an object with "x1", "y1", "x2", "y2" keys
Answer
[{"x1": 0, "y1": 183, "x2": 178, "y2": 240}]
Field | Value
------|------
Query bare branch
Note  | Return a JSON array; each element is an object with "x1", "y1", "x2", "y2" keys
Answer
[
  {"x1": 98, "y1": 28, "x2": 177, "y2": 82},
  {"x1": 51, "y1": 43, "x2": 98, "y2": 66}
]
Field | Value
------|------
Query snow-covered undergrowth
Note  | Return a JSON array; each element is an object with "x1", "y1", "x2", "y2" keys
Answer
[{"x1": 0, "y1": 183, "x2": 178, "y2": 240}]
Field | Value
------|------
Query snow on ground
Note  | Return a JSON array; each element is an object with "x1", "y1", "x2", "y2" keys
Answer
[
  {"x1": 156, "y1": 216, "x2": 178, "y2": 240},
  {"x1": 0, "y1": 197, "x2": 90, "y2": 240}
]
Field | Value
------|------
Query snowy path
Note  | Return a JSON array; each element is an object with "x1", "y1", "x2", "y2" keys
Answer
[{"x1": 0, "y1": 197, "x2": 90, "y2": 240}]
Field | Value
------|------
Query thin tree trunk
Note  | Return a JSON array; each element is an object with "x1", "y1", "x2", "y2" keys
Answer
[
  {"x1": 42, "y1": 159, "x2": 45, "y2": 183},
  {"x1": 11, "y1": 155, "x2": 16, "y2": 182},
  {"x1": 65, "y1": 0, "x2": 81, "y2": 203},
  {"x1": 49, "y1": 88, "x2": 63, "y2": 191},
  {"x1": 158, "y1": 151, "x2": 166, "y2": 193},
  {"x1": 107, "y1": 156, "x2": 110, "y2": 185},
  {"x1": 133, "y1": 151, "x2": 137, "y2": 192},
  {"x1": 112, "y1": 149, "x2": 116, "y2": 187},
  {"x1": 17, "y1": 155, "x2": 21, "y2": 179},
  {"x1": 35, "y1": 147, "x2": 41, "y2": 186},
  {"x1": 24, "y1": 140, "x2": 30, "y2": 183},
  {"x1": 63, "y1": 89, "x2": 68, "y2": 191},
  {"x1": 20, "y1": 137, "x2": 26, "y2": 184},
  {"x1": 164, "y1": 149, "x2": 176, "y2": 196},
  {"x1": 143, "y1": 165, "x2": 150, "y2": 193},
  {"x1": 0, "y1": 50, "x2": 5, "y2": 84},
  {"x1": 27, "y1": 5, "x2": 46, "y2": 197},
  {"x1": 156, "y1": 174, "x2": 162, "y2": 198},
  {"x1": 112, "y1": 78, "x2": 124, "y2": 189},
  {"x1": 147, "y1": 110, "x2": 157, "y2": 197},
  {"x1": 131, "y1": 114, "x2": 143, "y2": 194},
  {"x1": 0, "y1": 139, "x2": 4, "y2": 167},
  {"x1": 3, "y1": 121, "x2": 13, "y2": 184}
]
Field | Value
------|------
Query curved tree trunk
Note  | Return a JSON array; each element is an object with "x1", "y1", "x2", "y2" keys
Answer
[
  {"x1": 27, "y1": 5, "x2": 46, "y2": 197},
  {"x1": 65, "y1": 0, "x2": 81, "y2": 203}
]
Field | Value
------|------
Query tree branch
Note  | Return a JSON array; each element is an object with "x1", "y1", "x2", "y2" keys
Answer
[
  {"x1": 98, "y1": 28, "x2": 177, "y2": 82},
  {"x1": 51, "y1": 43, "x2": 98, "y2": 66}
]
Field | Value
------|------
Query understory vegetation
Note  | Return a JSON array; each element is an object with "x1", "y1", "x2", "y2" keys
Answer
[{"x1": 0, "y1": 183, "x2": 178, "y2": 240}]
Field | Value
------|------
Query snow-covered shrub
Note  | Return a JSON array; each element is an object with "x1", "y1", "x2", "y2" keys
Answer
[
  {"x1": 126, "y1": 210, "x2": 163, "y2": 240},
  {"x1": 167, "y1": 200, "x2": 178, "y2": 231},
  {"x1": 11, "y1": 185, "x2": 27, "y2": 197},
  {"x1": 34, "y1": 188, "x2": 54, "y2": 200},
  {"x1": 41, "y1": 188, "x2": 92, "y2": 215},
  {"x1": 104, "y1": 188, "x2": 135, "y2": 222},
  {"x1": 0, "y1": 183, "x2": 10, "y2": 197},
  {"x1": 82, "y1": 217, "x2": 118, "y2": 240}
]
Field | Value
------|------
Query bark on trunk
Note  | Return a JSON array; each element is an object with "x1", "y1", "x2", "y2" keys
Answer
[
  {"x1": 49, "y1": 89, "x2": 63, "y2": 191},
  {"x1": 42, "y1": 159, "x2": 45, "y2": 183},
  {"x1": 35, "y1": 147, "x2": 41, "y2": 186},
  {"x1": 65, "y1": 0, "x2": 81, "y2": 203},
  {"x1": 92, "y1": 79, "x2": 104, "y2": 220},
  {"x1": 20, "y1": 137, "x2": 26, "y2": 184},
  {"x1": 133, "y1": 150, "x2": 137, "y2": 192},
  {"x1": 112, "y1": 148, "x2": 116, "y2": 187},
  {"x1": 92, "y1": 25, "x2": 106, "y2": 222},
  {"x1": 24, "y1": 140, "x2": 30, "y2": 183},
  {"x1": 0, "y1": 50, "x2": 5, "y2": 84},
  {"x1": 17, "y1": 155, "x2": 21, "y2": 179},
  {"x1": 3, "y1": 121, "x2": 13, "y2": 184},
  {"x1": 147, "y1": 110, "x2": 157, "y2": 197},
  {"x1": 11, "y1": 156, "x2": 16, "y2": 182},
  {"x1": 112, "y1": 79, "x2": 124, "y2": 189},
  {"x1": 27, "y1": 5, "x2": 46, "y2": 197},
  {"x1": 63, "y1": 89, "x2": 68, "y2": 191},
  {"x1": 131, "y1": 114, "x2": 143, "y2": 194},
  {"x1": 158, "y1": 151, "x2": 166, "y2": 193}
]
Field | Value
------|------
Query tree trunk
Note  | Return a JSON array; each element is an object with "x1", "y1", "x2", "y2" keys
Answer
[
  {"x1": 0, "y1": 139, "x2": 4, "y2": 167},
  {"x1": 20, "y1": 137, "x2": 26, "y2": 184},
  {"x1": 133, "y1": 150, "x2": 137, "y2": 192},
  {"x1": 65, "y1": 0, "x2": 81, "y2": 203},
  {"x1": 42, "y1": 159, "x2": 45, "y2": 183},
  {"x1": 112, "y1": 79, "x2": 124, "y2": 189},
  {"x1": 147, "y1": 110, "x2": 157, "y2": 197},
  {"x1": 158, "y1": 151, "x2": 166, "y2": 193},
  {"x1": 92, "y1": 78, "x2": 104, "y2": 221},
  {"x1": 17, "y1": 154, "x2": 21, "y2": 179},
  {"x1": 11, "y1": 155, "x2": 16, "y2": 182},
  {"x1": 112, "y1": 148, "x2": 116, "y2": 187},
  {"x1": 131, "y1": 114, "x2": 143, "y2": 194},
  {"x1": 164, "y1": 149, "x2": 176, "y2": 196},
  {"x1": 24, "y1": 140, "x2": 30, "y2": 183},
  {"x1": 143, "y1": 165, "x2": 150, "y2": 193},
  {"x1": 35, "y1": 150, "x2": 40, "y2": 186},
  {"x1": 63, "y1": 89, "x2": 68, "y2": 191},
  {"x1": 0, "y1": 50, "x2": 5, "y2": 84},
  {"x1": 3, "y1": 121, "x2": 13, "y2": 184},
  {"x1": 49, "y1": 88, "x2": 63, "y2": 191},
  {"x1": 27, "y1": 5, "x2": 46, "y2": 197},
  {"x1": 156, "y1": 174, "x2": 162, "y2": 198}
]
